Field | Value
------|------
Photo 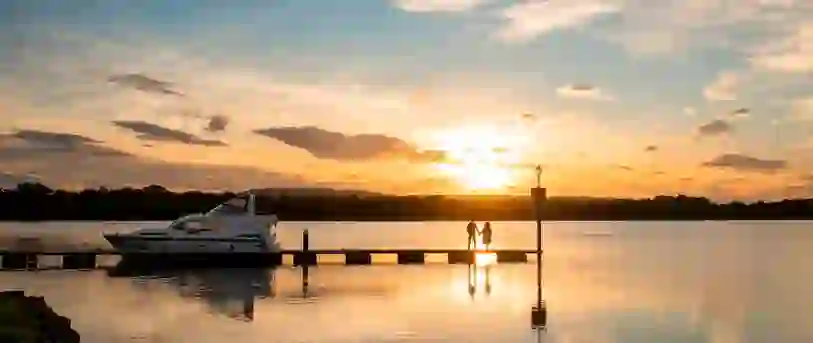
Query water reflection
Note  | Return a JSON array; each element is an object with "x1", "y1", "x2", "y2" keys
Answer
[
  {"x1": 106, "y1": 266, "x2": 275, "y2": 322},
  {"x1": 283, "y1": 265, "x2": 320, "y2": 304},
  {"x1": 3, "y1": 221, "x2": 813, "y2": 342},
  {"x1": 467, "y1": 264, "x2": 492, "y2": 298}
]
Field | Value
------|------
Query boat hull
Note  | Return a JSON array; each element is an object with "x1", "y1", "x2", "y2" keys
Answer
[{"x1": 104, "y1": 234, "x2": 279, "y2": 254}]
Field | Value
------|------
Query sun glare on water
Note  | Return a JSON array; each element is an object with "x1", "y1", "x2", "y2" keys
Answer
[{"x1": 430, "y1": 125, "x2": 530, "y2": 193}]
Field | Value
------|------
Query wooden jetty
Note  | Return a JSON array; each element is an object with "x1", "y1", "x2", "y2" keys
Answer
[{"x1": 0, "y1": 248, "x2": 537, "y2": 270}]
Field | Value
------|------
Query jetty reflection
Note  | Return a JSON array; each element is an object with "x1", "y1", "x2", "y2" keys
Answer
[{"x1": 102, "y1": 258, "x2": 544, "y2": 329}]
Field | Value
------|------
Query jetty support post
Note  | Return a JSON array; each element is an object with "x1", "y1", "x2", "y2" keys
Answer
[
  {"x1": 62, "y1": 253, "x2": 97, "y2": 270},
  {"x1": 344, "y1": 251, "x2": 373, "y2": 265},
  {"x1": 531, "y1": 165, "x2": 547, "y2": 328},
  {"x1": 1, "y1": 253, "x2": 38, "y2": 270}
]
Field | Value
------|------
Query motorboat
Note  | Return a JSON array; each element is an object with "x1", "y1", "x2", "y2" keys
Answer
[{"x1": 103, "y1": 192, "x2": 279, "y2": 253}]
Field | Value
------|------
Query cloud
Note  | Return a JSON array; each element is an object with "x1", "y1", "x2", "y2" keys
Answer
[
  {"x1": 582, "y1": 0, "x2": 811, "y2": 59},
  {"x1": 703, "y1": 71, "x2": 740, "y2": 101},
  {"x1": 556, "y1": 84, "x2": 614, "y2": 101},
  {"x1": 617, "y1": 165, "x2": 633, "y2": 171},
  {"x1": 0, "y1": 172, "x2": 39, "y2": 189},
  {"x1": 750, "y1": 22, "x2": 813, "y2": 73},
  {"x1": 174, "y1": 108, "x2": 230, "y2": 133},
  {"x1": 7, "y1": 29, "x2": 540, "y2": 146},
  {"x1": 0, "y1": 129, "x2": 130, "y2": 158},
  {"x1": 602, "y1": 30, "x2": 682, "y2": 56},
  {"x1": 205, "y1": 115, "x2": 229, "y2": 133},
  {"x1": 495, "y1": 0, "x2": 620, "y2": 42},
  {"x1": 790, "y1": 97, "x2": 813, "y2": 121},
  {"x1": 701, "y1": 153, "x2": 788, "y2": 172},
  {"x1": 392, "y1": 0, "x2": 488, "y2": 12},
  {"x1": 12, "y1": 129, "x2": 100, "y2": 147},
  {"x1": 784, "y1": 183, "x2": 813, "y2": 197},
  {"x1": 253, "y1": 126, "x2": 446, "y2": 163},
  {"x1": 683, "y1": 107, "x2": 697, "y2": 117},
  {"x1": 112, "y1": 120, "x2": 226, "y2": 147},
  {"x1": 730, "y1": 108, "x2": 750, "y2": 118},
  {"x1": 0, "y1": 129, "x2": 305, "y2": 191},
  {"x1": 696, "y1": 119, "x2": 732, "y2": 136},
  {"x1": 108, "y1": 73, "x2": 183, "y2": 96},
  {"x1": 644, "y1": 145, "x2": 658, "y2": 152}
]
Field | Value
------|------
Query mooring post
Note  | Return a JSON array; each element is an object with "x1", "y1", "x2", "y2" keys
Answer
[
  {"x1": 301, "y1": 231, "x2": 310, "y2": 297},
  {"x1": 302, "y1": 229, "x2": 309, "y2": 252},
  {"x1": 531, "y1": 165, "x2": 547, "y2": 328},
  {"x1": 295, "y1": 228, "x2": 317, "y2": 266},
  {"x1": 25, "y1": 253, "x2": 38, "y2": 271}
]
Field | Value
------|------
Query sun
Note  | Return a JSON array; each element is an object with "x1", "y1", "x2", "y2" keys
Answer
[
  {"x1": 436, "y1": 163, "x2": 513, "y2": 191},
  {"x1": 427, "y1": 124, "x2": 529, "y2": 192}
]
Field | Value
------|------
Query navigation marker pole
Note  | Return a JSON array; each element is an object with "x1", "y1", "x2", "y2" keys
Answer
[{"x1": 531, "y1": 164, "x2": 547, "y2": 330}]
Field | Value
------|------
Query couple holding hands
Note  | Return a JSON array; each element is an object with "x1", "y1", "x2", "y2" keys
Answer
[{"x1": 466, "y1": 221, "x2": 493, "y2": 250}]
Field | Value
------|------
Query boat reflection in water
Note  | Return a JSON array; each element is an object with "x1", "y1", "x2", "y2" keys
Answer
[{"x1": 106, "y1": 265, "x2": 275, "y2": 322}]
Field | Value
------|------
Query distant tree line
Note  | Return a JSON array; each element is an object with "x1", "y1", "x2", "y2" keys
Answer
[{"x1": 1, "y1": 182, "x2": 812, "y2": 221}]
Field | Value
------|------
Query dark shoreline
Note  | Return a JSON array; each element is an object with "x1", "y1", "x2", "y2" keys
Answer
[
  {"x1": 0, "y1": 291, "x2": 81, "y2": 343},
  {"x1": 2, "y1": 183, "x2": 813, "y2": 222}
]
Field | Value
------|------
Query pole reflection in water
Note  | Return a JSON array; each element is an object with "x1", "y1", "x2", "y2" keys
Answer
[
  {"x1": 301, "y1": 264, "x2": 309, "y2": 299},
  {"x1": 532, "y1": 249, "x2": 547, "y2": 343}
]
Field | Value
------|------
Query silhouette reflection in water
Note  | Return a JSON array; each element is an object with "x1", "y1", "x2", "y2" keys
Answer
[
  {"x1": 467, "y1": 260, "x2": 493, "y2": 299},
  {"x1": 106, "y1": 265, "x2": 275, "y2": 322}
]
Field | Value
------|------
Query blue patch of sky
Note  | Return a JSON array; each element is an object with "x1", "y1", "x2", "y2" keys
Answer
[
  {"x1": 6, "y1": 1, "x2": 742, "y2": 86},
  {"x1": 4, "y1": 0, "x2": 765, "y2": 128}
]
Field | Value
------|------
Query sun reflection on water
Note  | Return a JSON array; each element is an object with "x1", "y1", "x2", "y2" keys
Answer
[{"x1": 475, "y1": 252, "x2": 497, "y2": 266}]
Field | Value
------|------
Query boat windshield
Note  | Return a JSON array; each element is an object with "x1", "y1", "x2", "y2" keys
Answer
[
  {"x1": 208, "y1": 196, "x2": 248, "y2": 215},
  {"x1": 169, "y1": 217, "x2": 207, "y2": 232}
]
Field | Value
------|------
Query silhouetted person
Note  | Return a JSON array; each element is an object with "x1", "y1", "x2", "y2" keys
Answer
[
  {"x1": 482, "y1": 221, "x2": 493, "y2": 250},
  {"x1": 466, "y1": 220, "x2": 479, "y2": 250}
]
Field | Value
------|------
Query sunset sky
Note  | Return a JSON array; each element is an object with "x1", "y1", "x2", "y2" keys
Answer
[{"x1": 2, "y1": 0, "x2": 812, "y2": 200}]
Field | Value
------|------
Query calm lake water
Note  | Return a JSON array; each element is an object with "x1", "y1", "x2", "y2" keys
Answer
[{"x1": 2, "y1": 221, "x2": 813, "y2": 343}]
